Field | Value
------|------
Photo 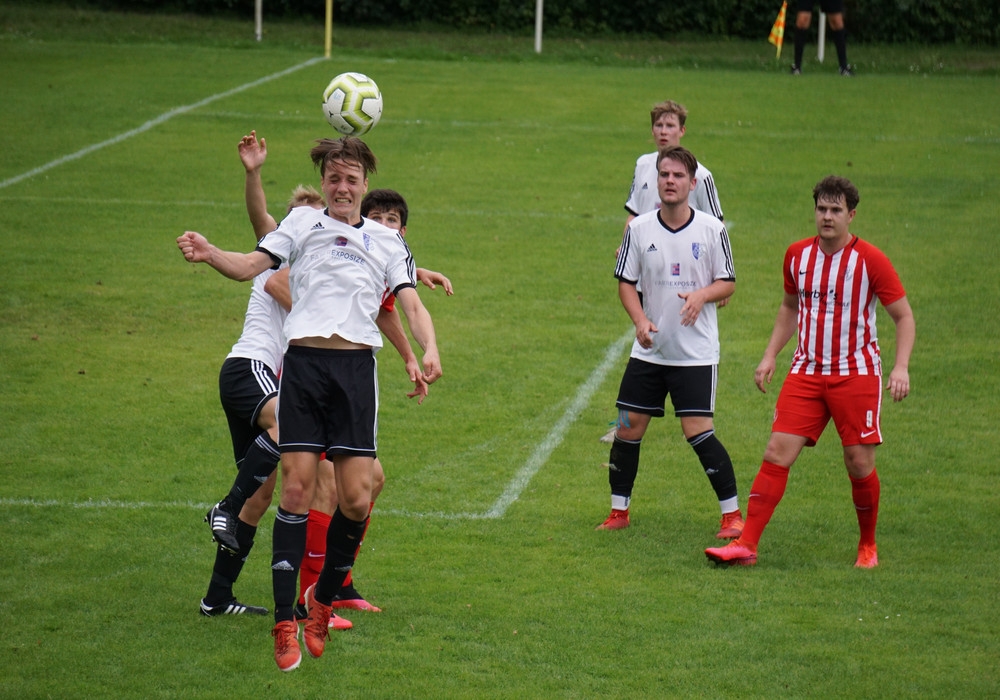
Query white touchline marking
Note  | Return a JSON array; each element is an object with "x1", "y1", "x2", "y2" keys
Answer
[
  {"x1": 0, "y1": 57, "x2": 326, "y2": 191},
  {"x1": 482, "y1": 328, "x2": 633, "y2": 519},
  {"x1": 378, "y1": 328, "x2": 634, "y2": 520},
  {"x1": 0, "y1": 497, "x2": 214, "y2": 510},
  {"x1": 2, "y1": 331, "x2": 634, "y2": 520}
]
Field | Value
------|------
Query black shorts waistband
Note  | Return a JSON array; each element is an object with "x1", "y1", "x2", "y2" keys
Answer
[{"x1": 285, "y1": 345, "x2": 372, "y2": 359}]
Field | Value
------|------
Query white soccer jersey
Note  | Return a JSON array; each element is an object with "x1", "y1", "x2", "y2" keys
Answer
[
  {"x1": 226, "y1": 266, "x2": 287, "y2": 374},
  {"x1": 624, "y1": 152, "x2": 724, "y2": 221},
  {"x1": 257, "y1": 206, "x2": 416, "y2": 348},
  {"x1": 615, "y1": 208, "x2": 735, "y2": 366}
]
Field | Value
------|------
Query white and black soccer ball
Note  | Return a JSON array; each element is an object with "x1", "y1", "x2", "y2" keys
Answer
[{"x1": 322, "y1": 72, "x2": 383, "y2": 136}]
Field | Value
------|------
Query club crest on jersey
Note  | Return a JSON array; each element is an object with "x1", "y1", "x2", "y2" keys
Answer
[
  {"x1": 691, "y1": 242, "x2": 704, "y2": 260},
  {"x1": 334, "y1": 236, "x2": 349, "y2": 247},
  {"x1": 671, "y1": 262, "x2": 680, "y2": 276},
  {"x1": 363, "y1": 232, "x2": 372, "y2": 251}
]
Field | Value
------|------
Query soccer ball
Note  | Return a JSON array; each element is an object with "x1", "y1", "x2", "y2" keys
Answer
[{"x1": 322, "y1": 72, "x2": 383, "y2": 136}]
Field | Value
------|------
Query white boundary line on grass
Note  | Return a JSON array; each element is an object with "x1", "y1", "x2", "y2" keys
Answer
[
  {"x1": 0, "y1": 56, "x2": 326, "y2": 191},
  {"x1": 2, "y1": 330, "x2": 634, "y2": 520}
]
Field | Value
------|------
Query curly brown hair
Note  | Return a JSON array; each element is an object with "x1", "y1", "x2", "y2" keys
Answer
[{"x1": 813, "y1": 175, "x2": 860, "y2": 211}]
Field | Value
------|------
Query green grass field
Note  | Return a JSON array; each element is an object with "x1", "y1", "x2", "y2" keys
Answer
[{"x1": 2, "y1": 4, "x2": 999, "y2": 697}]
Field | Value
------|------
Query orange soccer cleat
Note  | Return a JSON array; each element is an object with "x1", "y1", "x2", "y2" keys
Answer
[
  {"x1": 854, "y1": 543, "x2": 879, "y2": 569},
  {"x1": 715, "y1": 510, "x2": 745, "y2": 540},
  {"x1": 271, "y1": 620, "x2": 301, "y2": 672},
  {"x1": 596, "y1": 509, "x2": 630, "y2": 531},
  {"x1": 303, "y1": 585, "x2": 332, "y2": 658},
  {"x1": 705, "y1": 539, "x2": 758, "y2": 566}
]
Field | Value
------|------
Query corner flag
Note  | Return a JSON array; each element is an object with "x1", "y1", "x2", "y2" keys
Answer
[{"x1": 768, "y1": 1, "x2": 787, "y2": 59}]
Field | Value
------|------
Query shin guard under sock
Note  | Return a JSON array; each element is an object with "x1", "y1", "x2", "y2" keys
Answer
[
  {"x1": 315, "y1": 508, "x2": 367, "y2": 604},
  {"x1": 228, "y1": 432, "x2": 280, "y2": 512},
  {"x1": 850, "y1": 469, "x2": 880, "y2": 547},
  {"x1": 688, "y1": 430, "x2": 738, "y2": 503},
  {"x1": 271, "y1": 508, "x2": 307, "y2": 622},
  {"x1": 297, "y1": 509, "x2": 331, "y2": 605},
  {"x1": 607, "y1": 437, "x2": 641, "y2": 504},
  {"x1": 740, "y1": 461, "x2": 790, "y2": 547},
  {"x1": 341, "y1": 501, "x2": 374, "y2": 592},
  {"x1": 204, "y1": 520, "x2": 257, "y2": 605}
]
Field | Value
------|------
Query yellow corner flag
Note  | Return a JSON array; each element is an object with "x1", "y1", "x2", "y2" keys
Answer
[{"x1": 768, "y1": 1, "x2": 787, "y2": 59}]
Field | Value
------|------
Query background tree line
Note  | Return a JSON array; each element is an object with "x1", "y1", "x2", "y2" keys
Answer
[{"x1": 45, "y1": 0, "x2": 1000, "y2": 44}]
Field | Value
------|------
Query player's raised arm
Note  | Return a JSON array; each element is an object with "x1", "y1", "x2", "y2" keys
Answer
[{"x1": 239, "y1": 131, "x2": 278, "y2": 240}]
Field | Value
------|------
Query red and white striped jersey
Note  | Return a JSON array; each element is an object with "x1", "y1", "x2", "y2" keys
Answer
[{"x1": 783, "y1": 235, "x2": 906, "y2": 376}]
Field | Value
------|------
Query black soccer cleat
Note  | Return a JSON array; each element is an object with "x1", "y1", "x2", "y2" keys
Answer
[
  {"x1": 199, "y1": 598, "x2": 268, "y2": 617},
  {"x1": 205, "y1": 500, "x2": 240, "y2": 553}
]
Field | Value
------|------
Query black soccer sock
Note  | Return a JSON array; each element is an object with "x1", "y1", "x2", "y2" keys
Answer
[
  {"x1": 204, "y1": 520, "x2": 257, "y2": 606},
  {"x1": 271, "y1": 508, "x2": 308, "y2": 623},
  {"x1": 608, "y1": 437, "x2": 641, "y2": 502},
  {"x1": 227, "y1": 432, "x2": 280, "y2": 513},
  {"x1": 687, "y1": 430, "x2": 738, "y2": 502},
  {"x1": 830, "y1": 28, "x2": 849, "y2": 69},
  {"x1": 794, "y1": 27, "x2": 808, "y2": 67},
  {"x1": 315, "y1": 508, "x2": 368, "y2": 605}
]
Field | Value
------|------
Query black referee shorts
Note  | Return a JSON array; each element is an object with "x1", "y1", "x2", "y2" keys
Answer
[{"x1": 796, "y1": 0, "x2": 845, "y2": 14}]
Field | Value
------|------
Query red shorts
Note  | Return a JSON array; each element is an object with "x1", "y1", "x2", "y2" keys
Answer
[{"x1": 772, "y1": 373, "x2": 883, "y2": 447}]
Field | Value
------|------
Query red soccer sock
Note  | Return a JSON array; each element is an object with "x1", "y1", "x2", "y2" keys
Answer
[
  {"x1": 850, "y1": 469, "x2": 880, "y2": 547},
  {"x1": 739, "y1": 461, "x2": 790, "y2": 548},
  {"x1": 297, "y1": 509, "x2": 331, "y2": 605}
]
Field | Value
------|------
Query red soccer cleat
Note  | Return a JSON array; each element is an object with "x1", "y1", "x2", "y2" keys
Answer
[
  {"x1": 328, "y1": 613, "x2": 353, "y2": 630},
  {"x1": 596, "y1": 509, "x2": 630, "y2": 531},
  {"x1": 331, "y1": 583, "x2": 382, "y2": 613},
  {"x1": 705, "y1": 539, "x2": 758, "y2": 566},
  {"x1": 303, "y1": 585, "x2": 332, "y2": 658},
  {"x1": 271, "y1": 620, "x2": 301, "y2": 672},
  {"x1": 716, "y1": 510, "x2": 745, "y2": 539},
  {"x1": 854, "y1": 543, "x2": 879, "y2": 569}
]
